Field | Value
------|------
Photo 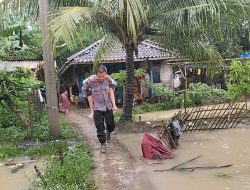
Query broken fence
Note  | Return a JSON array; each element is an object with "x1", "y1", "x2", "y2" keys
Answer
[{"x1": 159, "y1": 103, "x2": 250, "y2": 149}]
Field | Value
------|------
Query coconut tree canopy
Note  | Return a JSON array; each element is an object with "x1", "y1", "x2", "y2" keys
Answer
[
  {"x1": 1, "y1": 0, "x2": 249, "y2": 122},
  {"x1": 47, "y1": 0, "x2": 249, "y2": 122}
]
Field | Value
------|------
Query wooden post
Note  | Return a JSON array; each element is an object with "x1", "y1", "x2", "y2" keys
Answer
[
  {"x1": 27, "y1": 93, "x2": 33, "y2": 133},
  {"x1": 184, "y1": 64, "x2": 187, "y2": 114},
  {"x1": 39, "y1": 0, "x2": 60, "y2": 138}
]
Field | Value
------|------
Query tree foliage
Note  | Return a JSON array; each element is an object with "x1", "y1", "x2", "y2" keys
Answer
[
  {"x1": 47, "y1": 0, "x2": 249, "y2": 122},
  {"x1": 110, "y1": 69, "x2": 146, "y2": 86},
  {"x1": 0, "y1": 25, "x2": 43, "y2": 60},
  {"x1": 227, "y1": 60, "x2": 250, "y2": 100},
  {"x1": 1, "y1": 0, "x2": 249, "y2": 122},
  {"x1": 0, "y1": 68, "x2": 41, "y2": 126}
]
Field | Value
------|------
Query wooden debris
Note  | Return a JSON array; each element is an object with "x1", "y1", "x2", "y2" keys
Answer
[
  {"x1": 139, "y1": 158, "x2": 154, "y2": 166},
  {"x1": 59, "y1": 150, "x2": 64, "y2": 165},
  {"x1": 154, "y1": 155, "x2": 202, "y2": 172},
  {"x1": 177, "y1": 164, "x2": 233, "y2": 171},
  {"x1": 5, "y1": 159, "x2": 37, "y2": 166},
  {"x1": 160, "y1": 121, "x2": 179, "y2": 149},
  {"x1": 34, "y1": 165, "x2": 46, "y2": 185},
  {"x1": 154, "y1": 154, "x2": 233, "y2": 173}
]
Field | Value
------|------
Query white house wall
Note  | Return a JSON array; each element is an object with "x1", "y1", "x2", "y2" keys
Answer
[
  {"x1": 138, "y1": 61, "x2": 150, "y2": 98},
  {"x1": 160, "y1": 61, "x2": 174, "y2": 88}
]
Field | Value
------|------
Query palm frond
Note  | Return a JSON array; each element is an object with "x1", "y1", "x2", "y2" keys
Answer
[
  {"x1": 156, "y1": 33, "x2": 223, "y2": 63},
  {"x1": 92, "y1": 0, "x2": 148, "y2": 45},
  {"x1": 0, "y1": 0, "x2": 38, "y2": 33},
  {"x1": 49, "y1": 6, "x2": 96, "y2": 48},
  {"x1": 94, "y1": 35, "x2": 118, "y2": 71},
  {"x1": 147, "y1": 0, "x2": 249, "y2": 62},
  {"x1": 125, "y1": 0, "x2": 147, "y2": 44},
  {"x1": 150, "y1": 0, "x2": 248, "y2": 37},
  {"x1": 50, "y1": 0, "x2": 90, "y2": 9}
]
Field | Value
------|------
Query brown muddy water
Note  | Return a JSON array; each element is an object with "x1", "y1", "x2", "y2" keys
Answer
[
  {"x1": 0, "y1": 158, "x2": 43, "y2": 190},
  {"x1": 117, "y1": 124, "x2": 250, "y2": 190}
]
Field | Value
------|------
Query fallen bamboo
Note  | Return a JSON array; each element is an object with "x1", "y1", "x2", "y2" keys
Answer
[
  {"x1": 177, "y1": 164, "x2": 233, "y2": 171},
  {"x1": 181, "y1": 139, "x2": 210, "y2": 142},
  {"x1": 139, "y1": 158, "x2": 154, "y2": 166},
  {"x1": 154, "y1": 155, "x2": 202, "y2": 172},
  {"x1": 5, "y1": 159, "x2": 38, "y2": 166}
]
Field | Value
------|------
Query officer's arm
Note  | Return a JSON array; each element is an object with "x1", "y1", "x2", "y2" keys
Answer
[{"x1": 106, "y1": 75, "x2": 117, "y2": 87}]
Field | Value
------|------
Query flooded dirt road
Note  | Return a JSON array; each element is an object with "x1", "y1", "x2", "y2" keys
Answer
[
  {"x1": 117, "y1": 125, "x2": 250, "y2": 190},
  {"x1": 65, "y1": 110, "x2": 154, "y2": 190}
]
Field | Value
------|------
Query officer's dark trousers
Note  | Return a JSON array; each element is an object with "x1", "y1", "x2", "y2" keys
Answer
[{"x1": 94, "y1": 109, "x2": 115, "y2": 144}]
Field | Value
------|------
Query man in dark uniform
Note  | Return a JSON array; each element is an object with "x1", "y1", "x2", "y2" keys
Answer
[{"x1": 82, "y1": 65, "x2": 116, "y2": 153}]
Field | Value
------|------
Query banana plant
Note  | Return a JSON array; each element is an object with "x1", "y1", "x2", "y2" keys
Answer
[{"x1": 0, "y1": 68, "x2": 41, "y2": 127}]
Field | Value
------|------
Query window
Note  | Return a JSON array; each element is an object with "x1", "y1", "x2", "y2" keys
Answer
[{"x1": 151, "y1": 61, "x2": 161, "y2": 83}]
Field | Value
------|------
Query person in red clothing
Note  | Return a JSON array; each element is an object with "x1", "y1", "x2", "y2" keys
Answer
[{"x1": 59, "y1": 86, "x2": 70, "y2": 113}]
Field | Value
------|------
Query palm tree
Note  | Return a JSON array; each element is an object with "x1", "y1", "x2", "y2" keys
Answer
[
  {"x1": 1, "y1": 0, "x2": 248, "y2": 123},
  {"x1": 48, "y1": 0, "x2": 248, "y2": 122}
]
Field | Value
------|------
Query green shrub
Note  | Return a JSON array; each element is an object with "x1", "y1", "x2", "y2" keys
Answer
[
  {"x1": 25, "y1": 140, "x2": 69, "y2": 157},
  {"x1": 0, "y1": 126, "x2": 28, "y2": 142},
  {"x1": 33, "y1": 144, "x2": 95, "y2": 190},
  {"x1": 187, "y1": 83, "x2": 227, "y2": 105},
  {"x1": 127, "y1": 83, "x2": 228, "y2": 117},
  {"x1": 227, "y1": 60, "x2": 250, "y2": 101},
  {"x1": 0, "y1": 143, "x2": 23, "y2": 159},
  {"x1": 0, "y1": 105, "x2": 22, "y2": 128}
]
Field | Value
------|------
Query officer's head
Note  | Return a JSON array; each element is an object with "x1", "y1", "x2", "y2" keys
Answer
[{"x1": 96, "y1": 65, "x2": 107, "y2": 81}]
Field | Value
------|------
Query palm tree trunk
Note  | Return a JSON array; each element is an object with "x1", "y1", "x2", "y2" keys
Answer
[{"x1": 120, "y1": 45, "x2": 134, "y2": 122}]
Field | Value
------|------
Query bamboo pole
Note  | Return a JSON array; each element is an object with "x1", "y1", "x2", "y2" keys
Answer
[{"x1": 154, "y1": 155, "x2": 202, "y2": 172}]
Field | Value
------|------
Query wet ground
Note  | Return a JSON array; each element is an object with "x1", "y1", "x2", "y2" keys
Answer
[
  {"x1": 2, "y1": 107, "x2": 250, "y2": 190},
  {"x1": 117, "y1": 125, "x2": 250, "y2": 190},
  {"x1": 66, "y1": 108, "x2": 250, "y2": 190},
  {"x1": 0, "y1": 158, "x2": 43, "y2": 190},
  {"x1": 65, "y1": 109, "x2": 154, "y2": 190}
]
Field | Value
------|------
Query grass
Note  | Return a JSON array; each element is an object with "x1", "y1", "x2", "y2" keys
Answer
[
  {"x1": 0, "y1": 111, "x2": 96, "y2": 190},
  {"x1": 31, "y1": 143, "x2": 95, "y2": 190},
  {"x1": 114, "y1": 102, "x2": 175, "y2": 123},
  {"x1": 215, "y1": 171, "x2": 232, "y2": 178},
  {"x1": 0, "y1": 114, "x2": 77, "y2": 159}
]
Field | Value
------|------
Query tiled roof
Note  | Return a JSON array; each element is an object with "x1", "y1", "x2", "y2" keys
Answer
[
  {"x1": 59, "y1": 39, "x2": 176, "y2": 75},
  {"x1": 0, "y1": 60, "x2": 42, "y2": 71},
  {"x1": 66, "y1": 39, "x2": 174, "y2": 64}
]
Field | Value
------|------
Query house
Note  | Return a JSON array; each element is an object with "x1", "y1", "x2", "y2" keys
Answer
[{"x1": 59, "y1": 39, "x2": 188, "y2": 101}]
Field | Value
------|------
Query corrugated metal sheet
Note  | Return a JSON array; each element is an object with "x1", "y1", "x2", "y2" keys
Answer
[{"x1": 0, "y1": 60, "x2": 42, "y2": 71}]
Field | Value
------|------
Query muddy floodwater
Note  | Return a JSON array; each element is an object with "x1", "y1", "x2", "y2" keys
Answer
[
  {"x1": 117, "y1": 125, "x2": 250, "y2": 190},
  {"x1": 0, "y1": 158, "x2": 43, "y2": 190}
]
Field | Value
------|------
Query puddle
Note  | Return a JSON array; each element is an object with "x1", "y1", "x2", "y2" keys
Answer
[
  {"x1": 0, "y1": 157, "x2": 44, "y2": 190},
  {"x1": 117, "y1": 125, "x2": 250, "y2": 190}
]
